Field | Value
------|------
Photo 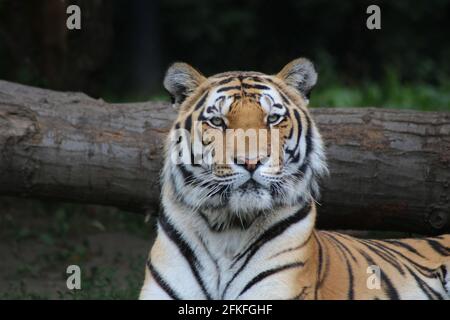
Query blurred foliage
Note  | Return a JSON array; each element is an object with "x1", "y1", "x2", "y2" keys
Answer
[
  {"x1": 160, "y1": 0, "x2": 450, "y2": 82},
  {"x1": 159, "y1": 0, "x2": 450, "y2": 110},
  {"x1": 0, "y1": 0, "x2": 448, "y2": 109},
  {"x1": 311, "y1": 67, "x2": 450, "y2": 110},
  {"x1": 0, "y1": 0, "x2": 448, "y2": 110}
]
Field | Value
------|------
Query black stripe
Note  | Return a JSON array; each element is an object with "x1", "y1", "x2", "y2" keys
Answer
[
  {"x1": 222, "y1": 203, "x2": 312, "y2": 298},
  {"x1": 292, "y1": 162, "x2": 308, "y2": 180},
  {"x1": 158, "y1": 214, "x2": 212, "y2": 299},
  {"x1": 147, "y1": 261, "x2": 180, "y2": 299},
  {"x1": 441, "y1": 265, "x2": 447, "y2": 286},
  {"x1": 313, "y1": 232, "x2": 324, "y2": 299},
  {"x1": 293, "y1": 109, "x2": 302, "y2": 137},
  {"x1": 287, "y1": 127, "x2": 294, "y2": 140},
  {"x1": 425, "y1": 239, "x2": 450, "y2": 255},
  {"x1": 346, "y1": 256, "x2": 355, "y2": 299},
  {"x1": 272, "y1": 103, "x2": 284, "y2": 109},
  {"x1": 178, "y1": 164, "x2": 192, "y2": 181},
  {"x1": 196, "y1": 234, "x2": 221, "y2": 294},
  {"x1": 270, "y1": 233, "x2": 312, "y2": 259},
  {"x1": 184, "y1": 115, "x2": 192, "y2": 132},
  {"x1": 177, "y1": 164, "x2": 203, "y2": 185},
  {"x1": 383, "y1": 239, "x2": 426, "y2": 258},
  {"x1": 379, "y1": 271, "x2": 400, "y2": 300},
  {"x1": 242, "y1": 83, "x2": 271, "y2": 90},
  {"x1": 270, "y1": 182, "x2": 283, "y2": 199},
  {"x1": 250, "y1": 76, "x2": 264, "y2": 82},
  {"x1": 177, "y1": 116, "x2": 199, "y2": 167},
  {"x1": 217, "y1": 85, "x2": 241, "y2": 92},
  {"x1": 304, "y1": 112, "x2": 313, "y2": 159},
  {"x1": 292, "y1": 286, "x2": 310, "y2": 300},
  {"x1": 279, "y1": 91, "x2": 290, "y2": 105},
  {"x1": 238, "y1": 261, "x2": 305, "y2": 297},
  {"x1": 194, "y1": 92, "x2": 209, "y2": 111},
  {"x1": 171, "y1": 166, "x2": 205, "y2": 204},
  {"x1": 217, "y1": 77, "x2": 235, "y2": 85},
  {"x1": 206, "y1": 105, "x2": 218, "y2": 114},
  {"x1": 264, "y1": 78, "x2": 291, "y2": 104},
  {"x1": 286, "y1": 108, "x2": 303, "y2": 162},
  {"x1": 232, "y1": 202, "x2": 312, "y2": 265}
]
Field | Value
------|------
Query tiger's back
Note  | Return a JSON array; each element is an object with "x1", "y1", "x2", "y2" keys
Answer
[{"x1": 314, "y1": 232, "x2": 450, "y2": 299}]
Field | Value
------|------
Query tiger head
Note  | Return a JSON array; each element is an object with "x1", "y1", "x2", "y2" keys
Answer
[{"x1": 162, "y1": 58, "x2": 327, "y2": 230}]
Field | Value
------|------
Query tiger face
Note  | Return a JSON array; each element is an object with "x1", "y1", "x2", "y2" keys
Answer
[{"x1": 163, "y1": 58, "x2": 327, "y2": 230}]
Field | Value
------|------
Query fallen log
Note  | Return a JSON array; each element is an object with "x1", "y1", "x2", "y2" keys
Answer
[{"x1": 0, "y1": 80, "x2": 449, "y2": 235}]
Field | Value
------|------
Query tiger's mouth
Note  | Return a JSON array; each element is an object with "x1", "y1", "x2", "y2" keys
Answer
[{"x1": 237, "y1": 179, "x2": 265, "y2": 192}]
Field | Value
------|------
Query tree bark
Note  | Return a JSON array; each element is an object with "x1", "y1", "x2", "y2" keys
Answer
[{"x1": 0, "y1": 80, "x2": 449, "y2": 235}]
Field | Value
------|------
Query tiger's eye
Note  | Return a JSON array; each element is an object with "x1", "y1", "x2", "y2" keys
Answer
[
  {"x1": 267, "y1": 114, "x2": 281, "y2": 124},
  {"x1": 210, "y1": 117, "x2": 225, "y2": 127}
]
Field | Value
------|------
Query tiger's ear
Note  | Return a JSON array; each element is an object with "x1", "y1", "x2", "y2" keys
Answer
[
  {"x1": 164, "y1": 62, "x2": 206, "y2": 108},
  {"x1": 276, "y1": 58, "x2": 318, "y2": 100}
]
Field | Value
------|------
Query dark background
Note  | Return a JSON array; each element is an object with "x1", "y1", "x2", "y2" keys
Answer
[
  {"x1": 1, "y1": 0, "x2": 449, "y2": 108},
  {"x1": 0, "y1": 0, "x2": 449, "y2": 299}
]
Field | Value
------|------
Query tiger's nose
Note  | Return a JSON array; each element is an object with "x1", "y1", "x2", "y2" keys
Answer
[
  {"x1": 244, "y1": 159, "x2": 260, "y2": 172},
  {"x1": 236, "y1": 158, "x2": 262, "y2": 173}
]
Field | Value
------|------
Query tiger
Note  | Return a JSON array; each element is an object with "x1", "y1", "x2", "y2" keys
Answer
[{"x1": 139, "y1": 58, "x2": 450, "y2": 300}]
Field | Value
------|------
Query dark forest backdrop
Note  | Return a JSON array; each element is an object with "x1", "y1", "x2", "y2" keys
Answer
[{"x1": 0, "y1": 0, "x2": 449, "y2": 109}]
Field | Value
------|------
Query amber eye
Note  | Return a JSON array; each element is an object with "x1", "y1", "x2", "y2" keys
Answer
[
  {"x1": 267, "y1": 114, "x2": 281, "y2": 124},
  {"x1": 210, "y1": 117, "x2": 225, "y2": 127}
]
